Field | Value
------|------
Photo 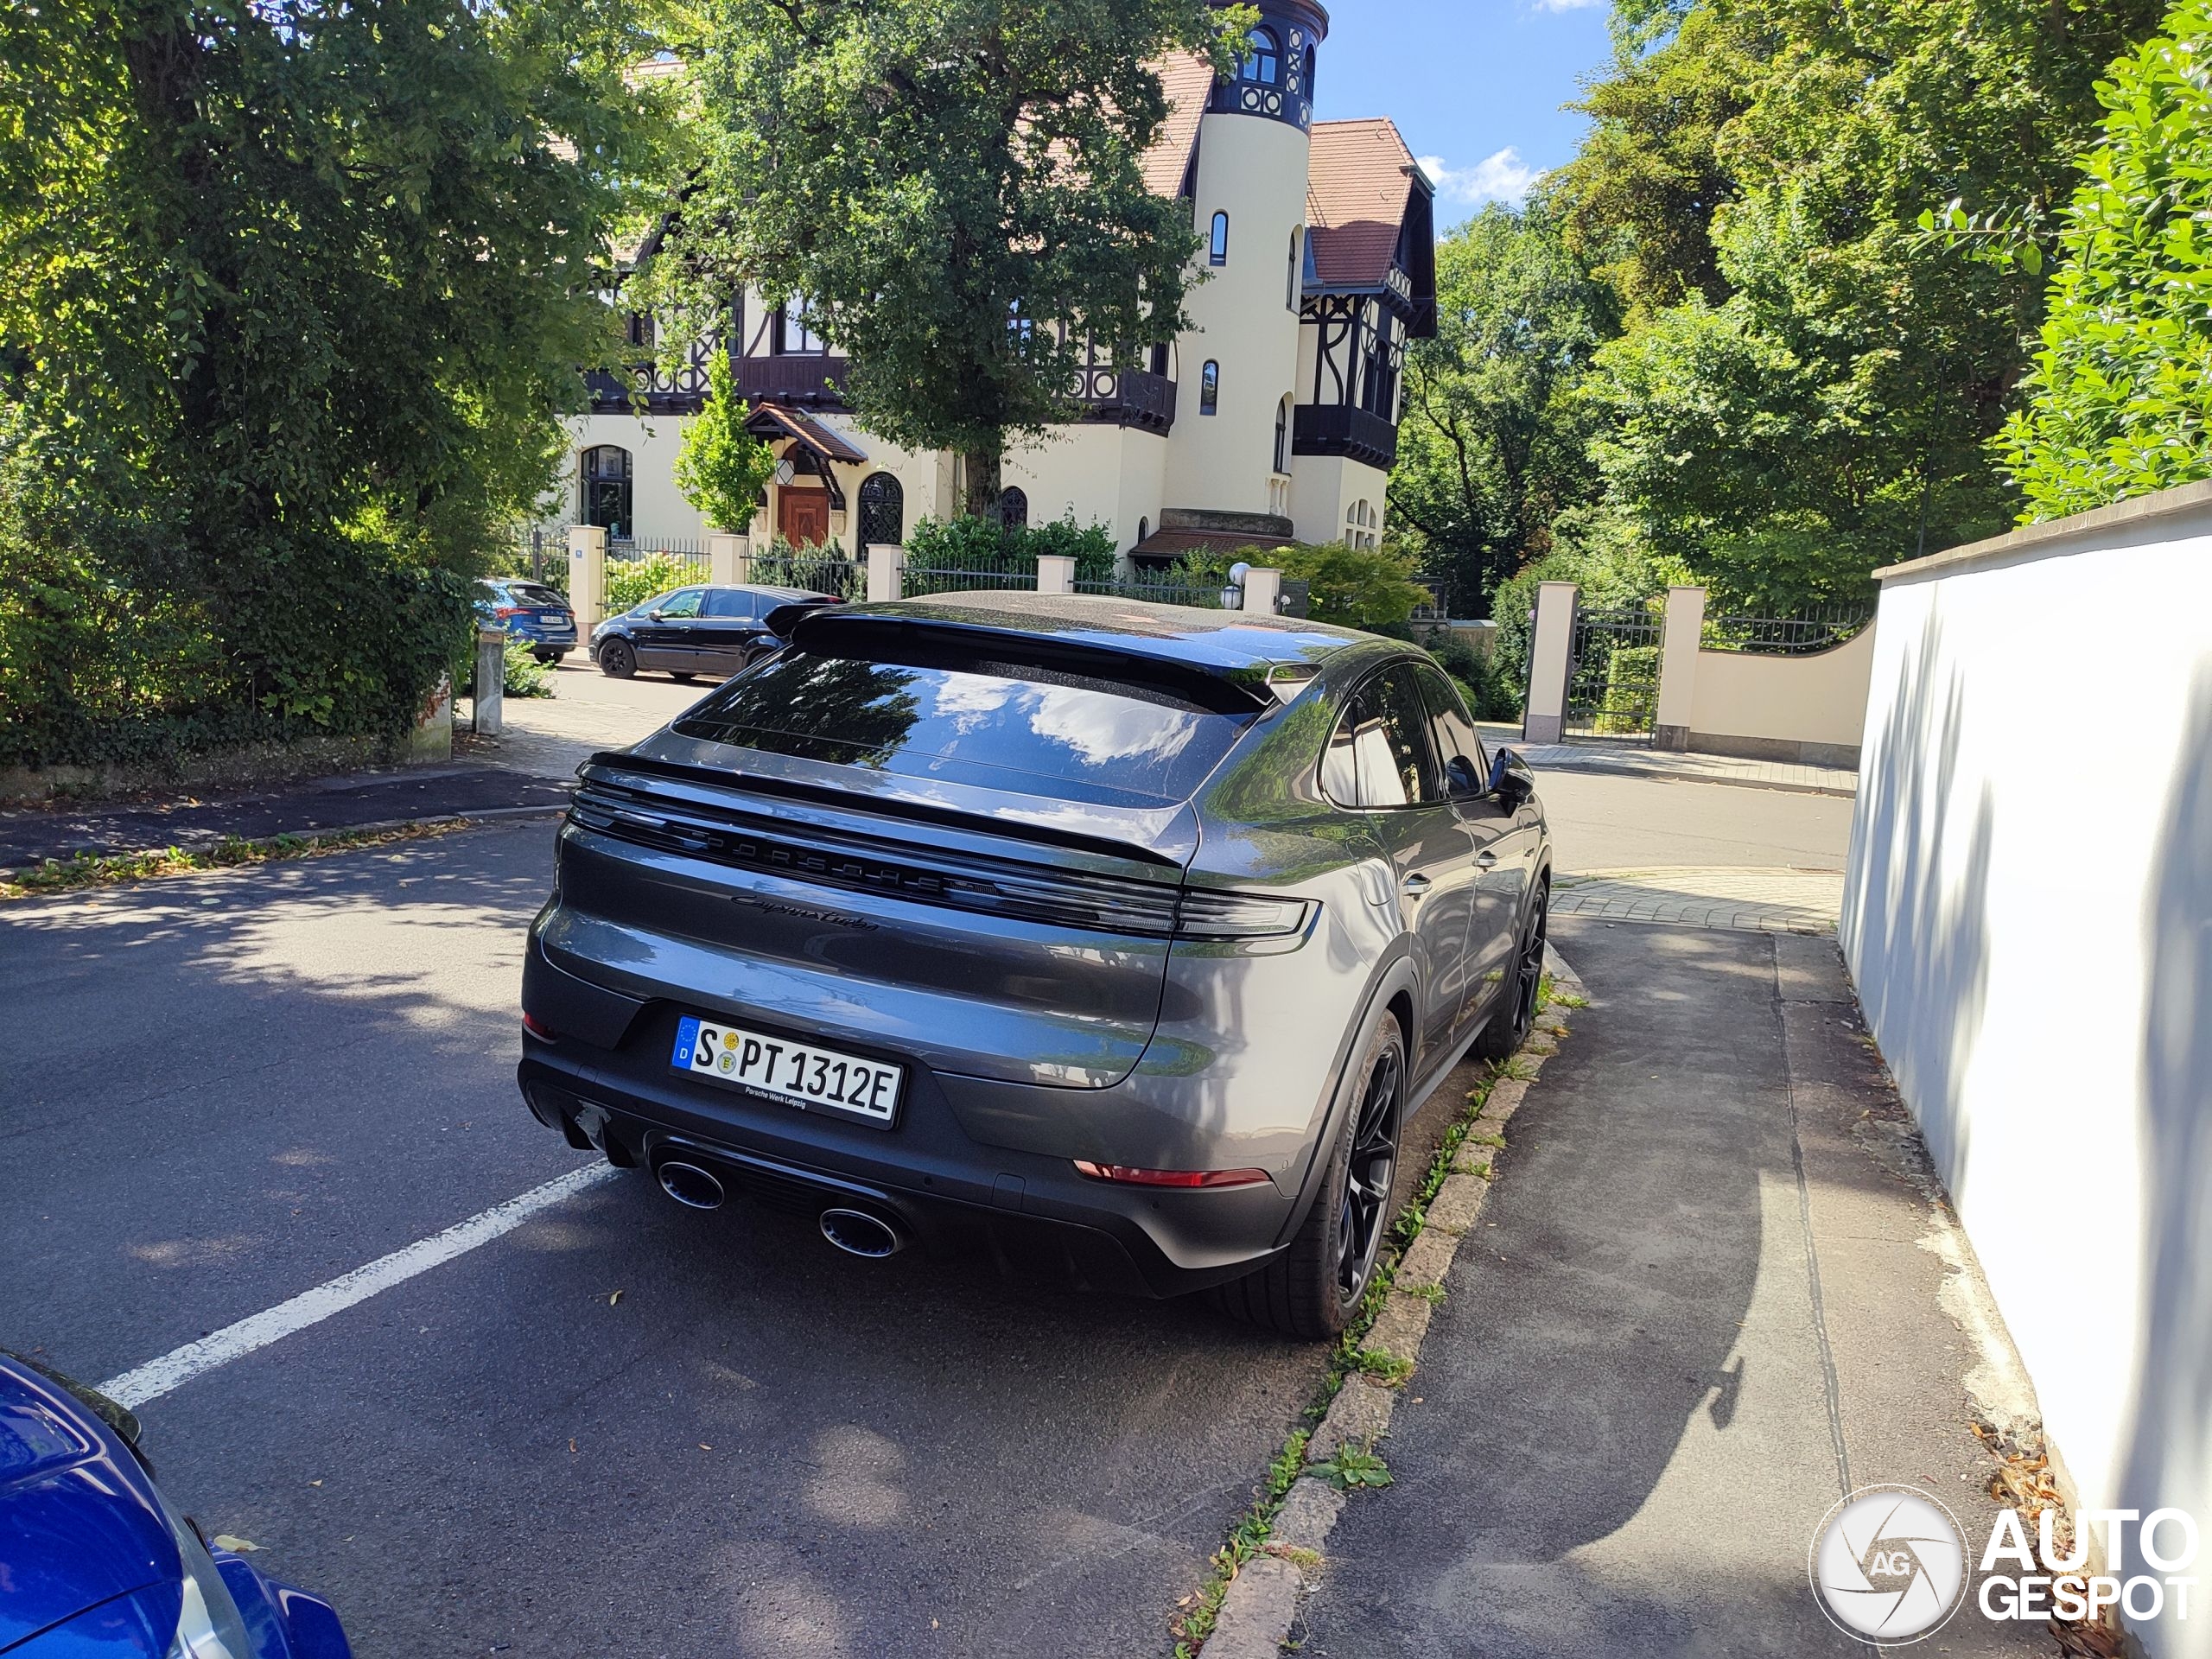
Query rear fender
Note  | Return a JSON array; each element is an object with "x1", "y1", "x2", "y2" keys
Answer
[{"x1": 1271, "y1": 948, "x2": 1420, "y2": 1249}]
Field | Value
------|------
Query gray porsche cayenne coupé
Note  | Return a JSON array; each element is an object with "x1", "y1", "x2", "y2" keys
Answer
[{"x1": 517, "y1": 591, "x2": 1550, "y2": 1337}]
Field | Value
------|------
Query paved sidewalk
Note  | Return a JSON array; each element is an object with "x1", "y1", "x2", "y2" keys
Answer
[
  {"x1": 1554, "y1": 867, "x2": 1845, "y2": 934},
  {"x1": 1292, "y1": 918, "x2": 2049, "y2": 1658},
  {"x1": 1478, "y1": 727, "x2": 1859, "y2": 798}
]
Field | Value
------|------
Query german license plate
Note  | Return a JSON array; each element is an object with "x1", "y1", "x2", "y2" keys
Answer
[{"x1": 671, "y1": 1014, "x2": 902, "y2": 1128}]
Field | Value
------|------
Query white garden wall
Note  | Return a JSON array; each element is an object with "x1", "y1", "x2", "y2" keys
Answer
[{"x1": 1842, "y1": 480, "x2": 2212, "y2": 1658}]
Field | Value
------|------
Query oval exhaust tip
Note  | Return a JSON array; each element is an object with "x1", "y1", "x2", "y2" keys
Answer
[
  {"x1": 657, "y1": 1160, "x2": 726, "y2": 1211},
  {"x1": 819, "y1": 1207, "x2": 906, "y2": 1259}
]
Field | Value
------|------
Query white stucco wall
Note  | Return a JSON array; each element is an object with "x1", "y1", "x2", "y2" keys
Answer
[
  {"x1": 1004, "y1": 424, "x2": 1169, "y2": 550},
  {"x1": 1842, "y1": 482, "x2": 2212, "y2": 1658},
  {"x1": 1286, "y1": 452, "x2": 1388, "y2": 547},
  {"x1": 1688, "y1": 624, "x2": 1877, "y2": 756},
  {"x1": 556, "y1": 413, "x2": 711, "y2": 543},
  {"x1": 1163, "y1": 109, "x2": 1308, "y2": 516}
]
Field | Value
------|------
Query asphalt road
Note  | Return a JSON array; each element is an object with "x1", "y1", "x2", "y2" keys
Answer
[{"x1": 0, "y1": 820, "x2": 1483, "y2": 1658}]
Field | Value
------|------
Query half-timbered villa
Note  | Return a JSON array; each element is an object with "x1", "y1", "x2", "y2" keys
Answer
[{"x1": 563, "y1": 3, "x2": 1436, "y2": 564}]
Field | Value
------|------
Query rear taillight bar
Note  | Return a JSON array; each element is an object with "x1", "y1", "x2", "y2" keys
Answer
[{"x1": 1073, "y1": 1161, "x2": 1271, "y2": 1189}]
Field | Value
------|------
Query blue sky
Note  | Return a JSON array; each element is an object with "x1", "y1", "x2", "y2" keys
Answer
[{"x1": 1311, "y1": 0, "x2": 1617, "y2": 227}]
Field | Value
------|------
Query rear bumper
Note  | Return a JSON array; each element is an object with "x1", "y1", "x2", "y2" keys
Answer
[{"x1": 514, "y1": 1035, "x2": 1300, "y2": 1300}]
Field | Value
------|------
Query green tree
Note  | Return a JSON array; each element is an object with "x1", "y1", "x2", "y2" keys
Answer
[
  {"x1": 1996, "y1": 0, "x2": 2212, "y2": 518},
  {"x1": 0, "y1": 0, "x2": 665, "y2": 766},
  {"x1": 1575, "y1": 0, "x2": 2163, "y2": 608},
  {"x1": 673, "y1": 352, "x2": 778, "y2": 531},
  {"x1": 642, "y1": 0, "x2": 1243, "y2": 517},
  {"x1": 1388, "y1": 198, "x2": 1617, "y2": 619}
]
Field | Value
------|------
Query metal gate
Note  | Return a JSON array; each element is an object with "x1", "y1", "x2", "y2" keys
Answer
[{"x1": 1565, "y1": 600, "x2": 1665, "y2": 741}]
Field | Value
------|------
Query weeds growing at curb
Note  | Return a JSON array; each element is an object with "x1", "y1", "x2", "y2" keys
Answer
[
  {"x1": 1350, "y1": 1350, "x2": 1416, "y2": 1387},
  {"x1": 1169, "y1": 1430, "x2": 1311, "y2": 1657},
  {"x1": 0, "y1": 821, "x2": 491, "y2": 899},
  {"x1": 1313, "y1": 1444, "x2": 1393, "y2": 1491}
]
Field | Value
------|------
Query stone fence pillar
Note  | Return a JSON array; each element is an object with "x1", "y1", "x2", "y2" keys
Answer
[
  {"x1": 1653, "y1": 585, "x2": 1707, "y2": 752},
  {"x1": 567, "y1": 524, "x2": 607, "y2": 633},
  {"x1": 866, "y1": 543, "x2": 905, "y2": 603},
  {"x1": 473, "y1": 626, "x2": 507, "y2": 736},
  {"x1": 1522, "y1": 581, "x2": 1579, "y2": 745},
  {"x1": 1241, "y1": 567, "x2": 1283, "y2": 616},
  {"x1": 708, "y1": 532, "x2": 750, "y2": 588},
  {"x1": 1035, "y1": 555, "x2": 1076, "y2": 595}
]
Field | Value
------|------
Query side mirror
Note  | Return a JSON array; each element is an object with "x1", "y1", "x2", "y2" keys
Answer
[
  {"x1": 1487, "y1": 747, "x2": 1534, "y2": 810},
  {"x1": 645, "y1": 608, "x2": 665, "y2": 621}
]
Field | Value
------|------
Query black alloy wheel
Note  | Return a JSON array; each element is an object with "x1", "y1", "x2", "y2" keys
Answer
[
  {"x1": 1475, "y1": 880, "x2": 1550, "y2": 1062},
  {"x1": 1334, "y1": 1035, "x2": 1404, "y2": 1307},
  {"x1": 598, "y1": 638, "x2": 635, "y2": 678}
]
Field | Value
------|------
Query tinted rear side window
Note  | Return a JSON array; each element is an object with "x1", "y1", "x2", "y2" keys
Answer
[
  {"x1": 509, "y1": 583, "x2": 567, "y2": 607},
  {"x1": 704, "y1": 590, "x2": 755, "y2": 620},
  {"x1": 673, "y1": 651, "x2": 1252, "y2": 807}
]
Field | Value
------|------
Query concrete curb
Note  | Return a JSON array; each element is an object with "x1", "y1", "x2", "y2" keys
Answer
[{"x1": 1197, "y1": 946, "x2": 1587, "y2": 1654}]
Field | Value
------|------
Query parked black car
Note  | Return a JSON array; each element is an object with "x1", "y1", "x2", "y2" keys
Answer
[
  {"x1": 522, "y1": 591, "x2": 1550, "y2": 1338},
  {"x1": 589, "y1": 583, "x2": 840, "y2": 682}
]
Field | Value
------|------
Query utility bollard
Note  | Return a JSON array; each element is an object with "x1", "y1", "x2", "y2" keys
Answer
[{"x1": 474, "y1": 626, "x2": 506, "y2": 736}]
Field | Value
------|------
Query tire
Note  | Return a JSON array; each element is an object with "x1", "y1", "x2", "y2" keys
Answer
[
  {"x1": 532, "y1": 648, "x2": 560, "y2": 665},
  {"x1": 670, "y1": 671, "x2": 696, "y2": 684},
  {"x1": 1217, "y1": 1013, "x2": 1408, "y2": 1340},
  {"x1": 1472, "y1": 879, "x2": 1549, "y2": 1064},
  {"x1": 598, "y1": 638, "x2": 635, "y2": 679}
]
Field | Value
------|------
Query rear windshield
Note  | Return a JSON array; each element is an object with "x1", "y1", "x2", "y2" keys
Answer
[
  {"x1": 672, "y1": 649, "x2": 1251, "y2": 807},
  {"x1": 507, "y1": 583, "x2": 567, "y2": 607}
]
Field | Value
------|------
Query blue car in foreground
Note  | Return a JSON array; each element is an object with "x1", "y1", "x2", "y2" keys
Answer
[
  {"x1": 474, "y1": 577, "x2": 577, "y2": 663},
  {"x1": 0, "y1": 1351, "x2": 352, "y2": 1658}
]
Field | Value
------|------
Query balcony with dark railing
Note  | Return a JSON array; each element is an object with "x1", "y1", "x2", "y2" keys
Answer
[
  {"x1": 1293, "y1": 402, "x2": 1399, "y2": 469},
  {"x1": 733, "y1": 353, "x2": 851, "y2": 407},
  {"x1": 588, "y1": 349, "x2": 851, "y2": 415},
  {"x1": 1071, "y1": 365, "x2": 1177, "y2": 434}
]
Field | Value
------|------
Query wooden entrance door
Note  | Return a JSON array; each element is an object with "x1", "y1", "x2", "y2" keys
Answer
[{"x1": 778, "y1": 487, "x2": 832, "y2": 547}]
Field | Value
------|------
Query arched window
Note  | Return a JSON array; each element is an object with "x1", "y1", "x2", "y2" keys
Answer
[
  {"x1": 1137, "y1": 516, "x2": 1150, "y2": 547},
  {"x1": 1344, "y1": 499, "x2": 1379, "y2": 551},
  {"x1": 1303, "y1": 45, "x2": 1316, "y2": 99},
  {"x1": 1287, "y1": 228, "x2": 1302, "y2": 310},
  {"x1": 1210, "y1": 212, "x2": 1230, "y2": 266},
  {"x1": 1274, "y1": 397, "x2": 1292, "y2": 474},
  {"x1": 1199, "y1": 360, "x2": 1220, "y2": 416},
  {"x1": 1243, "y1": 26, "x2": 1280, "y2": 85},
  {"x1": 999, "y1": 486, "x2": 1028, "y2": 529},
  {"x1": 857, "y1": 472, "x2": 904, "y2": 547},
  {"x1": 581, "y1": 445, "x2": 632, "y2": 538}
]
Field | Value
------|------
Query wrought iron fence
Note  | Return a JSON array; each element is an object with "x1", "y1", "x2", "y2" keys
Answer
[
  {"x1": 1701, "y1": 601, "x2": 1874, "y2": 655},
  {"x1": 750, "y1": 549, "x2": 865, "y2": 601},
  {"x1": 611, "y1": 536, "x2": 710, "y2": 582},
  {"x1": 903, "y1": 557, "x2": 1040, "y2": 599},
  {"x1": 1072, "y1": 576, "x2": 1227, "y2": 608},
  {"x1": 488, "y1": 525, "x2": 566, "y2": 591},
  {"x1": 1565, "y1": 601, "x2": 1666, "y2": 741}
]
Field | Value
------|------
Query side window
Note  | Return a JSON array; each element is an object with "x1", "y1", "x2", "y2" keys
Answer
[
  {"x1": 704, "y1": 589, "x2": 754, "y2": 620},
  {"x1": 1370, "y1": 666, "x2": 1440, "y2": 805},
  {"x1": 658, "y1": 588, "x2": 703, "y2": 620},
  {"x1": 1414, "y1": 664, "x2": 1487, "y2": 795},
  {"x1": 1321, "y1": 671, "x2": 1440, "y2": 809}
]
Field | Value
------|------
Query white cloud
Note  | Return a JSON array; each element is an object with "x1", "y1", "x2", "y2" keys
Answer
[
  {"x1": 1533, "y1": 0, "x2": 1607, "y2": 10},
  {"x1": 1417, "y1": 148, "x2": 1540, "y2": 208}
]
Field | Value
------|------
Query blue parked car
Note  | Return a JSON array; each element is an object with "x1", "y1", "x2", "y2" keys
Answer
[
  {"x1": 474, "y1": 578, "x2": 577, "y2": 664},
  {"x1": 0, "y1": 1351, "x2": 352, "y2": 1658}
]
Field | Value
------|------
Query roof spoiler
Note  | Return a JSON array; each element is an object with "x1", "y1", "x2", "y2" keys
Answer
[{"x1": 760, "y1": 607, "x2": 1277, "y2": 715}]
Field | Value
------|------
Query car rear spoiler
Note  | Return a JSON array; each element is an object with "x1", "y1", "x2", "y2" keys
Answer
[{"x1": 760, "y1": 605, "x2": 1277, "y2": 716}]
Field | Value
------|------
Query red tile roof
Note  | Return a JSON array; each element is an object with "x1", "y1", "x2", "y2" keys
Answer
[
  {"x1": 1142, "y1": 53, "x2": 1217, "y2": 197},
  {"x1": 1304, "y1": 118, "x2": 1421, "y2": 289}
]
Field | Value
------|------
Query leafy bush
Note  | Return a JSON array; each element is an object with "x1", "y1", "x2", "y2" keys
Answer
[
  {"x1": 749, "y1": 536, "x2": 865, "y2": 599},
  {"x1": 605, "y1": 552, "x2": 702, "y2": 615},
  {"x1": 1996, "y1": 0, "x2": 2212, "y2": 518},
  {"x1": 903, "y1": 515, "x2": 1117, "y2": 585},
  {"x1": 1219, "y1": 541, "x2": 1432, "y2": 632},
  {"x1": 1594, "y1": 644, "x2": 1660, "y2": 734}
]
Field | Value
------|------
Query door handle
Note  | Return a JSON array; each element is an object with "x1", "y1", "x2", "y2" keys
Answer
[
  {"x1": 1474, "y1": 851, "x2": 1498, "y2": 870},
  {"x1": 1402, "y1": 873, "x2": 1433, "y2": 895}
]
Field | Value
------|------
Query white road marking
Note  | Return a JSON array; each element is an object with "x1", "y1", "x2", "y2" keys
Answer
[{"x1": 99, "y1": 1163, "x2": 623, "y2": 1408}]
